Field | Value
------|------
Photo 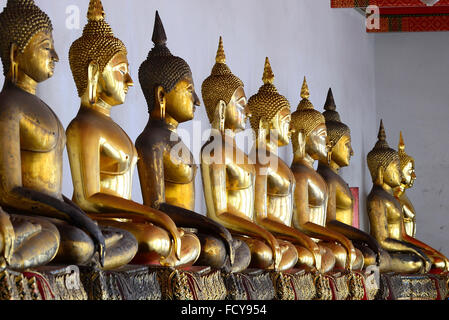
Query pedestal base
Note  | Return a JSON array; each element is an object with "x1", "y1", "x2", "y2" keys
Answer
[
  {"x1": 0, "y1": 269, "x2": 41, "y2": 300},
  {"x1": 377, "y1": 273, "x2": 449, "y2": 300},
  {"x1": 28, "y1": 265, "x2": 87, "y2": 300},
  {"x1": 79, "y1": 265, "x2": 161, "y2": 300},
  {"x1": 270, "y1": 269, "x2": 316, "y2": 300},
  {"x1": 347, "y1": 270, "x2": 379, "y2": 300},
  {"x1": 156, "y1": 266, "x2": 227, "y2": 300},
  {"x1": 223, "y1": 269, "x2": 275, "y2": 300}
]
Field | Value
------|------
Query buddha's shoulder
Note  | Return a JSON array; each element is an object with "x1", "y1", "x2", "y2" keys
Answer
[
  {"x1": 291, "y1": 163, "x2": 315, "y2": 176},
  {"x1": 317, "y1": 165, "x2": 336, "y2": 182},
  {"x1": 0, "y1": 88, "x2": 34, "y2": 117},
  {"x1": 367, "y1": 188, "x2": 394, "y2": 204},
  {"x1": 136, "y1": 125, "x2": 171, "y2": 149},
  {"x1": 66, "y1": 111, "x2": 105, "y2": 136}
]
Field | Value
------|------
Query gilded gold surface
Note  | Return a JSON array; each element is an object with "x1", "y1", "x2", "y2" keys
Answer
[
  {"x1": 201, "y1": 43, "x2": 285, "y2": 271},
  {"x1": 135, "y1": 12, "x2": 246, "y2": 271},
  {"x1": 317, "y1": 88, "x2": 382, "y2": 270},
  {"x1": 290, "y1": 79, "x2": 358, "y2": 272},
  {"x1": 393, "y1": 132, "x2": 449, "y2": 272},
  {"x1": 366, "y1": 121, "x2": 434, "y2": 274},
  {"x1": 247, "y1": 58, "x2": 322, "y2": 272},
  {"x1": 67, "y1": 0, "x2": 198, "y2": 268},
  {"x1": 0, "y1": 0, "x2": 108, "y2": 270}
]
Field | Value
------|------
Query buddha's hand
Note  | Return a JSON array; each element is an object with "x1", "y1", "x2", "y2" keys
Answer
[
  {"x1": 343, "y1": 240, "x2": 357, "y2": 271},
  {"x1": 78, "y1": 214, "x2": 105, "y2": 267},
  {"x1": 159, "y1": 228, "x2": 185, "y2": 267},
  {"x1": 267, "y1": 234, "x2": 282, "y2": 271},
  {"x1": 0, "y1": 208, "x2": 14, "y2": 264},
  {"x1": 225, "y1": 237, "x2": 235, "y2": 266},
  {"x1": 311, "y1": 244, "x2": 322, "y2": 272},
  {"x1": 418, "y1": 251, "x2": 432, "y2": 274},
  {"x1": 375, "y1": 247, "x2": 382, "y2": 266},
  {"x1": 303, "y1": 238, "x2": 321, "y2": 272},
  {"x1": 169, "y1": 225, "x2": 183, "y2": 261}
]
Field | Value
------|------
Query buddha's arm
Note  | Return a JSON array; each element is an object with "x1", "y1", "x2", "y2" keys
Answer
[
  {"x1": 67, "y1": 125, "x2": 182, "y2": 260},
  {"x1": 326, "y1": 182, "x2": 381, "y2": 257},
  {"x1": 0, "y1": 115, "x2": 106, "y2": 264},
  {"x1": 367, "y1": 198, "x2": 430, "y2": 261},
  {"x1": 254, "y1": 170, "x2": 321, "y2": 269},
  {"x1": 137, "y1": 145, "x2": 235, "y2": 263},
  {"x1": 293, "y1": 177, "x2": 356, "y2": 268},
  {"x1": 201, "y1": 159, "x2": 282, "y2": 268},
  {"x1": 136, "y1": 145, "x2": 165, "y2": 209},
  {"x1": 403, "y1": 203, "x2": 416, "y2": 220}
]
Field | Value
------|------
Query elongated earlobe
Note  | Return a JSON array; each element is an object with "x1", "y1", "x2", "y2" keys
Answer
[
  {"x1": 212, "y1": 100, "x2": 226, "y2": 134},
  {"x1": 327, "y1": 142, "x2": 333, "y2": 165},
  {"x1": 297, "y1": 130, "x2": 306, "y2": 159},
  {"x1": 9, "y1": 43, "x2": 19, "y2": 84},
  {"x1": 375, "y1": 166, "x2": 384, "y2": 186},
  {"x1": 87, "y1": 60, "x2": 100, "y2": 105},
  {"x1": 154, "y1": 86, "x2": 166, "y2": 121}
]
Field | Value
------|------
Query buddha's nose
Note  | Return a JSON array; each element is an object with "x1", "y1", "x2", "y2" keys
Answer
[
  {"x1": 51, "y1": 49, "x2": 59, "y2": 63},
  {"x1": 193, "y1": 91, "x2": 201, "y2": 106},
  {"x1": 244, "y1": 104, "x2": 252, "y2": 118},
  {"x1": 126, "y1": 73, "x2": 134, "y2": 87}
]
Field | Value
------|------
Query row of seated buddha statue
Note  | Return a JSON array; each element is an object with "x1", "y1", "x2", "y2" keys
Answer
[{"x1": 0, "y1": 0, "x2": 447, "y2": 288}]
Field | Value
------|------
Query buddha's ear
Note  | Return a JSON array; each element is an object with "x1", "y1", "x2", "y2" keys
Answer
[
  {"x1": 9, "y1": 43, "x2": 19, "y2": 84},
  {"x1": 375, "y1": 166, "x2": 384, "y2": 186},
  {"x1": 257, "y1": 118, "x2": 269, "y2": 145},
  {"x1": 327, "y1": 139, "x2": 333, "y2": 165},
  {"x1": 87, "y1": 60, "x2": 100, "y2": 105},
  {"x1": 155, "y1": 85, "x2": 166, "y2": 120},
  {"x1": 297, "y1": 129, "x2": 306, "y2": 158},
  {"x1": 212, "y1": 100, "x2": 226, "y2": 134}
]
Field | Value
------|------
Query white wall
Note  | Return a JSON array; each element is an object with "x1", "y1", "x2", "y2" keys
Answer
[
  {"x1": 0, "y1": 0, "x2": 377, "y2": 232},
  {"x1": 375, "y1": 32, "x2": 449, "y2": 257}
]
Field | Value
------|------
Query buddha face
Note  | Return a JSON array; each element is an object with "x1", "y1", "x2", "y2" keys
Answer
[
  {"x1": 383, "y1": 159, "x2": 402, "y2": 188},
  {"x1": 306, "y1": 123, "x2": 328, "y2": 161},
  {"x1": 269, "y1": 107, "x2": 291, "y2": 147},
  {"x1": 98, "y1": 52, "x2": 133, "y2": 106},
  {"x1": 165, "y1": 76, "x2": 200, "y2": 123},
  {"x1": 332, "y1": 134, "x2": 354, "y2": 167},
  {"x1": 224, "y1": 87, "x2": 249, "y2": 132},
  {"x1": 401, "y1": 161, "x2": 416, "y2": 188},
  {"x1": 15, "y1": 31, "x2": 59, "y2": 83}
]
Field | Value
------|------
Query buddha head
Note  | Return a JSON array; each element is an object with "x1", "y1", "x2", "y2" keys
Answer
[
  {"x1": 69, "y1": 0, "x2": 133, "y2": 107},
  {"x1": 322, "y1": 88, "x2": 353, "y2": 167},
  {"x1": 398, "y1": 131, "x2": 416, "y2": 189},
  {"x1": 367, "y1": 120, "x2": 402, "y2": 187},
  {"x1": 139, "y1": 11, "x2": 199, "y2": 124},
  {"x1": 202, "y1": 37, "x2": 248, "y2": 133},
  {"x1": 247, "y1": 57, "x2": 291, "y2": 146},
  {"x1": 290, "y1": 77, "x2": 328, "y2": 161},
  {"x1": 0, "y1": 0, "x2": 58, "y2": 86}
]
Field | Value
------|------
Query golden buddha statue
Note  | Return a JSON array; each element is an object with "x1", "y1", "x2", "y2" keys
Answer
[
  {"x1": 290, "y1": 79, "x2": 363, "y2": 272},
  {"x1": 395, "y1": 132, "x2": 417, "y2": 237},
  {"x1": 393, "y1": 132, "x2": 449, "y2": 272},
  {"x1": 201, "y1": 39, "x2": 295, "y2": 271},
  {"x1": 316, "y1": 88, "x2": 383, "y2": 269},
  {"x1": 0, "y1": 0, "x2": 127, "y2": 271},
  {"x1": 367, "y1": 121, "x2": 433, "y2": 274},
  {"x1": 66, "y1": 0, "x2": 200, "y2": 268},
  {"x1": 135, "y1": 12, "x2": 249, "y2": 272},
  {"x1": 246, "y1": 58, "x2": 323, "y2": 272}
]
